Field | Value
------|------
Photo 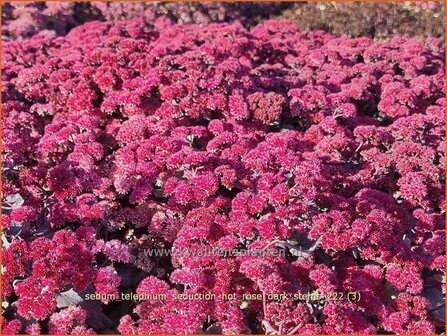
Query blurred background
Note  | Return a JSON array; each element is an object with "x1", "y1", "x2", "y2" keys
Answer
[{"x1": 2, "y1": 1, "x2": 445, "y2": 41}]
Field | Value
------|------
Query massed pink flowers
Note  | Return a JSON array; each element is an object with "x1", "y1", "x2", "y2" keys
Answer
[{"x1": 1, "y1": 16, "x2": 445, "y2": 335}]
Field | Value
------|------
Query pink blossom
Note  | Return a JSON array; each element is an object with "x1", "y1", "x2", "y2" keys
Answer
[{"x1": 1, "y1": 14, "x2": 444, "y2": 335}]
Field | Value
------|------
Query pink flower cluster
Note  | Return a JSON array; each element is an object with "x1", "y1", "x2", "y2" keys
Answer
[
  {"x1": 414, "y1": 1, "x2": 443, "y2": 12},
  {"x1": 1, "y1": 2, "x2": 78, "y2": 39},
  {"x1": 2, "y1": 1, "x2": 291, "y2": 40},
  {"x1": 2, "y1": 17, "x2": 445, "y2": 334}
]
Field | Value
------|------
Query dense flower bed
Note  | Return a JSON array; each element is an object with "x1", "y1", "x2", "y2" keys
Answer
[
  {"x1": 1, "y1": 1, "x2": 291, "y2": 40},
  {"x1": 3, "y1": 2, "x2": 445, "y2": 43},
  {"x1": 1, "y1": 17, "x2": 445, "y2": 334}
]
